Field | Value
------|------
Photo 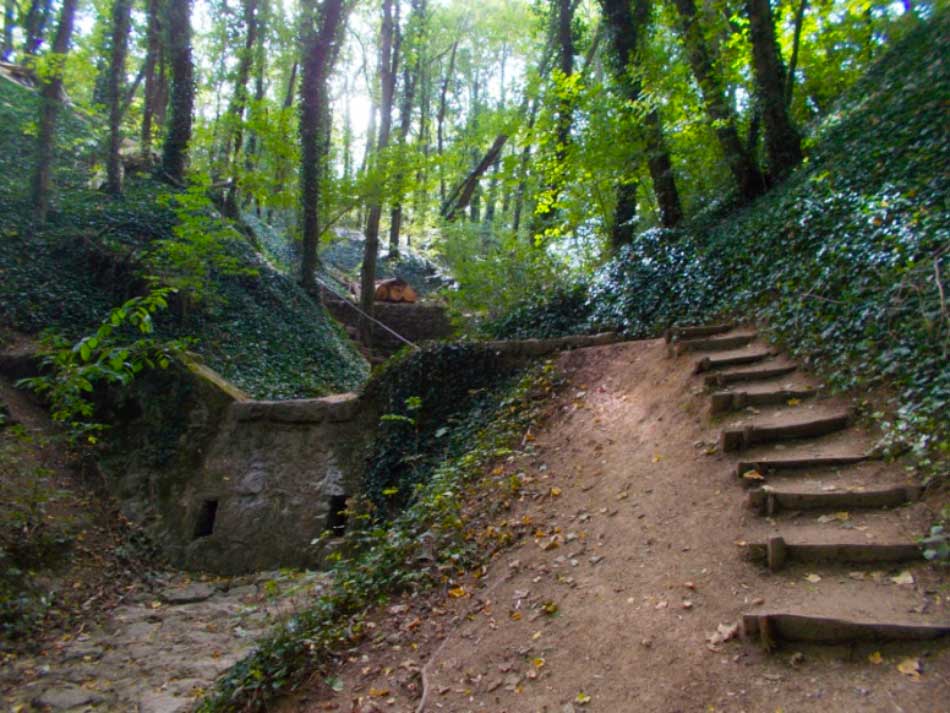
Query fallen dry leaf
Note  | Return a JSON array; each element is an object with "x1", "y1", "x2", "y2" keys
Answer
[
  {"x1": 804, "y1": 573, "x2": 822, "y2": 584},
  {"x1": 742, "y1": 470, "x2": 765, "y2": 481},
  {"x1": 897, "y1": 657, "x2": 922, "y2": 681},
  {"x1": 706, "y1": 622, "x2": 739, "y2": 647},
  {"x1": 890, "y1": 571, "x2": 915, "y2": 586},
  {"x1": 868, "y1": 651, "x2": 883, "y2": 665}
]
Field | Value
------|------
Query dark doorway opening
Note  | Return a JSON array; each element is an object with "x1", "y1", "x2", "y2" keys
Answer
[
  {"x1": 326, "y1": 495, "x2": 348, "y2": 536},
  {"x1": 193, "y1": 499, "x2": 219, "y2": 539}
]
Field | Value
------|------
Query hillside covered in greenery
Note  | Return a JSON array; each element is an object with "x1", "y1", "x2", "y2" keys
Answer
[
  {"x1": 0, "y1": 78, "x2": 367, "y2": 399},
  {"x1": 484, "y1": 13, "x2": 949, "y2": 475}
]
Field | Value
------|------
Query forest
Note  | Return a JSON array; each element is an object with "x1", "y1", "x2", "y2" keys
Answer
[{"x1": 0, "y1": 0, "x2": 948, "y2": 710}]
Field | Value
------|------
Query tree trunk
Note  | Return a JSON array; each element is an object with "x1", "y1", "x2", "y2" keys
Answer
[
  {"x1": 599, "y1": 0, "x2": 683, "y2": 234},
  {"x1": 441, "y1": 133, "x2": 508, "y2": 221},
  {"x1": 148, "y1": 35, "x2": 170, "y2": 144},
  {"x1": 671, "y1": 0, "x2": 765, "y2": 200},
  {"x1": 22, "y1": 0, "x2": 53, "y2": 56},
  {"x1": 531, "y1": 0, "x2": 575, "y2": 238},
  {"x1": 243, "y1": 0, "x2": 268, "y2": 212},
  {"x1": 161, "y1": 0, "x2": 194, "y2": 184},
  {"x1": 30, "y1": 0, "x2": 78, "y2": 224},
  {"x1": 555, "y1": 0, "x2": 574, "y2": 154},
  {"x1": 106, "y1": 0, "x2": 133, "y2": 195},
  {"x1": 388, "y1": 0, "x2": 425, "y2": 259},
  {"x1": 436, "y1": 39, "x2": 457, "y2": 206},
  {"x1": 746, "y1": 0, "x2": 802, "y2": 180},
  {"x1": 267, "y1": 61, "x2": 296, "y2": 220},
  {"x1": 299, "y1": 0, "x2": 348, "y2": 289},
  {"x1": 785, "y1": 0, "x2": 807, "y2": 109},
  {"x1": 222, "y1": 0, "x2": 259, "y2": 217},
  {"x1": 359, "y1": 0, "x2": 397, "y2": 345}
]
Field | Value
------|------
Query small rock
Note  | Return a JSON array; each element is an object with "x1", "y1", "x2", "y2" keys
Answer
[{"x1": 161, "y1": 583, "x2": 215, "y2": 605}]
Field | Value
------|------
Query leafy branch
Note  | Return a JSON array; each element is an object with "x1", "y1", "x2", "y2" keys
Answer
[{"x1": 18, "y1": 288, "x2": 190, "y2": 444}]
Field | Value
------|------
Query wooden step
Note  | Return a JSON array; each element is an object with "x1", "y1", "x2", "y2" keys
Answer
[
  {"x1": 704, "y1": 363, "x2": 796, "y2": 388},
  {"x1": 746, "y1": 484, "x2": 923, "y2": 515},
  {"x1": 720, "y1": 411, "x2": 851, "y2": 452},
  {"x1": 664, "y1": 323, "x2": 734, "y2": 343},
  {"x1": 749, "y1": 535, "x2": 921, "y2": 571},
  {"x1": 736, "y1": 455, "x2": 868, "y2": 479},
  {"x1": 694, "y1": 350, "x2": 773, "y2": 374},
  {"x1": 709, "y1": 387, "x2": 818, "y2": 415},
  {"x1": 742, "y1": 613, "x2": 950, "y2": 649},
  {"x1": 674, "y1": 333, "x2": 757, "y2": 356}
]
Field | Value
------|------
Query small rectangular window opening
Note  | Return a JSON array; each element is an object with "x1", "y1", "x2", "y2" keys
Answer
[
  {"x1": 326, "y1": 495, "x2": 348, "y2": 536},
  {"x1": 193, "y1": 499, "x2": 218, "y2": 539}
]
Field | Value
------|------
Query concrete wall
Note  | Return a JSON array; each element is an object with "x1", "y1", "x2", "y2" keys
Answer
[{"x1": 104, "y1": 333, "x2": 620, "y2": 575}]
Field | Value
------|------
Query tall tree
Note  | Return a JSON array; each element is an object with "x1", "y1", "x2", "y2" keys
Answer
[
  {"x1": 22, "y1": 0, "x2": 53, "y2": 56},
  {"x1": 746, "y1": 0, "x2": 802, "y2": 179},
  {"x1": 161, "y1": 0, "x2": 195, "y2": 184},
  {"x1": 30, "y1": 0, "x2": 78, "y2": 224},
  {"x1": 784, "y1": 0, "x2": 807, "y2": 108},
  {"x1": 600, "y1": 0, "x2": 682, "y2": 240},
  {"x1": 435, "y1": 39, "x2": 458, "y2": 205},
  {"x1": 141, "y1": 0, "x2": 168, "y2": 159},
  {"x1": 554, "y1": 0, "x2": 574, "y2": 154},
  {"x1": 222, "y1": 0, "x2": 260, "y2": 217},
  {"x1": 531, "y1": 0, "x2": 576, "y2": 238},
  {"x1": 106, "y1": 0, "x2": 133, "y2": 195},
  {"x1": 670, "y1": 0, "x2": 765, "y2": 200},
  {"x1": 388, "y1": 0, "x2": 426, "y2": 258},
  {"x1": 299, "y1": 0, "x2": 348, "y2": 289},
  {"x1": 358, "y1": 0, "x2": 398, "y2": 344}
]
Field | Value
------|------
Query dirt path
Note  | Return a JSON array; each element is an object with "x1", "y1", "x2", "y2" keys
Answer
[{"x1": 279, "y1": 336, "x2": 948, "y2": 713}]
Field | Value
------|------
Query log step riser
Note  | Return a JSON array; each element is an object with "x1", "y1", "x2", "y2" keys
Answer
[
  {"x1": 709, "y1": 388, "x2": 818, "y2": 415},
  {"x1": 735, "y1": 456, "x2": 867, "y2": 479},
  {"x1": 695, "y1": 351, "x2": 774, "y2": 375},
  {"x1": 674, "y1": 334, "x2": 757, "y2": 355},
  {"x1": 747, "y1": 486, "x2": 922, "y2": 514},
  {"x1": 751, "y1": 537, "x2": 921, "y2": 571},
  {"x1": 721, "y1": 413, "x2": 851, "y2": 452},
  {"x1": 664, "y1": 323, "x2": 734, "y2": 343},
  {"x1": 743, "y1": 613, "x2": 950, "y2": 649},
  {"x1": 703, "y1": 364, "x2": 794, "y2": 387}
]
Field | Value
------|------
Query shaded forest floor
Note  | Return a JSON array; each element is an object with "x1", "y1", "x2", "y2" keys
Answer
[{"x1": 276, "y1": 337, "x2": 948, "y2": 713}]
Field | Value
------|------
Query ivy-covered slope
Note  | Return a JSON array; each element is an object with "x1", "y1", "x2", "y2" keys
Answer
[
  {"x1": 484, "y1": 12, "x2": 949, "y2": 473},
  {"x1": 0, "y1": 77, "x2": 367, "y2": 398}
]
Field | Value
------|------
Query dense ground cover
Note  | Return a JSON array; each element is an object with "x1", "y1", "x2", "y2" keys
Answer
[
  {"x1": 483, "y1": 12, "x2": 949, "y2": 476},
  {"x1": 0, "y1": 78, "x2": 367, "y2": 398}
]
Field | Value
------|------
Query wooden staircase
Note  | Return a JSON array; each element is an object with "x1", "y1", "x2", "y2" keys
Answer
[{"x1": 669, "y1": 322, "x2": 949, "y2": 650}]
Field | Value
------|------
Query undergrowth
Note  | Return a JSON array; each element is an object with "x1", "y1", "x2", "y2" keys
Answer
[
  {"x1": 196, "y1": 360, "x2": 559, "y2": 712},
  {"x1": 480, "y1": 13, "x2": 950, "y2": 479},
  {"x1": 0, "y1": 426, "x2": 73, "y2": 641},
  {"x1": 360, "y1": 342, "x2": 526, "y2": 508}
]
